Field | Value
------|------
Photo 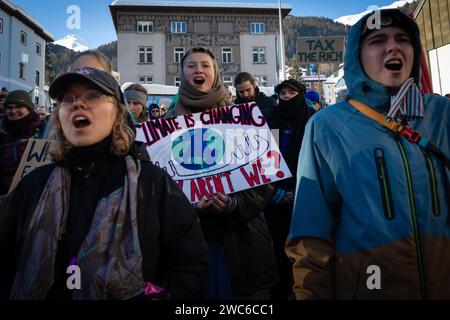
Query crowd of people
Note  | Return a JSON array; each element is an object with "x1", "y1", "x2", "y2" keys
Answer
[{"x1": 0, "y1": 9, "x2": 449, "y2": 300}]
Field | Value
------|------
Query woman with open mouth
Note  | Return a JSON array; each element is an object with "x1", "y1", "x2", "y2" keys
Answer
[
  {"x1": 0, "y1": 67, "x2": 208, "y2": 300},
  {"x1": 165, "y1": 47, "x2": 278, "y2": 300}
]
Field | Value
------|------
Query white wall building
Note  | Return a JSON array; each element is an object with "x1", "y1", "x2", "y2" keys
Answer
[
  {"x1": 414, "y1": 0, "x2": 450, "y2": 95},
  {"x1": 109, "y1": 1, "x2": 291, "y2": 87},
  {"x1": 323, "y1": 64, "x2": 344, "y2": 105},
  {"x1": 0, "y1": 0, "x2": 53, "y2": 106}
]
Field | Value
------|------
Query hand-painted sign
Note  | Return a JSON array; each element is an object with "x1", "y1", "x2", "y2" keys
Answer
[
  {"x1": 136, "y1": 103, "x2": 292, "y2": 203},
  {"x1": 297, "y1": 36, "x2": 345, "y2": 64},
  {"x1": 8, "y1": 139, "x2": 52, "y2": 193}
]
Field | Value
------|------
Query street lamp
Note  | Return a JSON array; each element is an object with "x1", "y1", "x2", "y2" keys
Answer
[{"x1": 278, "y1": 0, "x2": 286, "y2": 81}]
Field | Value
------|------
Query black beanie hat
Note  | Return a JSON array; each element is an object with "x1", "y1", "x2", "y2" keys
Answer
[
  {"x1": 275, "y1": 79, "x2": 306, "y2": 94},
  {"x1": 4, "y1": 90, "x2": 34, "y2": 112}
]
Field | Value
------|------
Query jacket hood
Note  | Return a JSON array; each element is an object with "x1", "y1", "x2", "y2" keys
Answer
[{"x1": 344, "y1": 9, "x2": 421, "y2": 109}]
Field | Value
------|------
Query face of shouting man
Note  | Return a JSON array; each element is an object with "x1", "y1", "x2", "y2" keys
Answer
[{"x1": 360, "y1": 26, "x2": 414, "y2": 89}]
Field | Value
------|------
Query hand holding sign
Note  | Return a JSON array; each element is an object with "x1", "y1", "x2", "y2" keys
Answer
[{"x1": 211, "y1": 192, "x2": 232, "y2": 214}]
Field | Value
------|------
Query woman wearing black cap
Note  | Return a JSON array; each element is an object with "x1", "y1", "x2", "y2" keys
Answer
[
  {"x1": 0, "y1": 90, "x2": 43, "y2": 195},
  {"x1": 0, "y1": 67, "x2": 208, "y2": 300},
  {"x1": 265, "y1": 79, "x2": 315, "y2": 299}
]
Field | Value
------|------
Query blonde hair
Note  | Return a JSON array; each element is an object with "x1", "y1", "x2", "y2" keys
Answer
[
  {"x1": 72, "y1": 50, "x2": 112, "y2": 73},
  {"x1": 49, "y1": 98, "x2": 135, "y2": 162}
]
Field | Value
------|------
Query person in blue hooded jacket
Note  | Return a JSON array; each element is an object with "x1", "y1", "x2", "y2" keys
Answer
[{"x1": 286, "y1": 8, "x2": 450, "y2": 300}]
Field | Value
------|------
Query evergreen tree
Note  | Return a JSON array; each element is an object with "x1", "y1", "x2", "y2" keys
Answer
[
  {"x1": 45, "y1": 43, "x2": 55, "y2": 85},
  {"x1": 287, "y1": 58, "x2": 302, "y2": 81}
]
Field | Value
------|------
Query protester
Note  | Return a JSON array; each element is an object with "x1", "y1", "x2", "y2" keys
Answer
[
  {"x1": 0, "y1": 87, "x2": 8, "y2": 117},
  {"x1": 159, "y1": 103, "x2": 168, "y2": 117},
  {"x1": 265, "y1": 79, "x2": 315, "y2": 299},
  {"x1": 166, "y1": 47, "x2": 277, "y2": 299},
  {"x1": 305, "y1": 90, "x2": 322, "y2": 110},
  {"x1": 35, "y1": 107, "x2": 47, "y2": 123},
  {"x1": 0, "y1": 67, "x2": 208, "y2": 300},
  {"x1": 148, "y1": 103, "x2": 160, "y2": 119},
  {"x1": 234, "y1": 72, "x2": 277, "y2": 128},
  {"x1": 71, "y1": 50, "x2": 150, "y2": 162},
  {"x1": 0, "y1": 90, "x2": 43, "y2": 195},
  {"x1": 124, "y1": 84, "x2": 149, "y2": 123},
  {"x1": 286, "y1": 9, "x2": 450, "y2": 299}
]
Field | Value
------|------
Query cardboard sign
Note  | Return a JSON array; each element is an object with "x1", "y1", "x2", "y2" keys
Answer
[
  {"x1": 296, "y1": 36, "x2": 345, "y2": 64},
  {"x1": 8, "y1": 139, "x2": 52, "y2": 193},
  {"x1": 136, "y1": 103, "x2": 292, "y2": 203}
]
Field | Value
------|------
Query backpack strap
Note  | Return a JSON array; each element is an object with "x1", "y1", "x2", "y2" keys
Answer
[{"x1": 348, "y1": 99, "x2": 450, "y2": 170}]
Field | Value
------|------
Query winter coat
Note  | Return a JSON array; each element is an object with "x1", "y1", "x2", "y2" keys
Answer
[
  {"x1": 286, "y1": 10, "x2": 450, "y2": 300},
  {"x1": 0, "y1": 142, "x2": 209, "y2": 300},
  {"x1": 0, "y1": 112, "x2": 42, "y2": 195},
  {"x1": 170, "y1": 95, "x2": 278, "y2": 295},
  {"x1": 235, "y1": 86, "x2": 277, "y2": 129}
]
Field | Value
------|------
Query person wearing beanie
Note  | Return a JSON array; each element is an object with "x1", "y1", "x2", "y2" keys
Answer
[
  {"x1": 0, "y1": 67, "x2": 208, "y2": 299},
  {"x1": 124, "y1": 83, "x2": 149, "y2": 123},
  {"x1": 148, "y1": 103, "x2": 160, "y2": 119},
  {"x1": 265, "y1": 78, "x2": 315, "y2": 300},
  {"x1": 0, "y1": 90, "x2": 43, "y2": 195},
  {"x1": 286, "y1": 9, "x2": 450, "y2": 299},
  {"x1": 305, "y1": 90, "x2": 322, "y2": 110}
]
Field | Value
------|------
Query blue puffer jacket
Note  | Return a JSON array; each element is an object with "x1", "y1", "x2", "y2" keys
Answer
[{"x1": 286, "y1": 9, "x2": 450, "y2": 300}]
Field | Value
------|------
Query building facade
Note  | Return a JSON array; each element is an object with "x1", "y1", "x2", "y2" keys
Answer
[
  {"x1": 0, "y1": 0, "x2": 53, "y2": 106},
  {"x1": 414, "y1": 0, "x2": 450, "y2": 95},
  {"x1": 303, "y1": 75, "x2": 327, "y2": 97},
  {"x1": 109, "y1": 1, "x2": 291, "y2": 87},
  {"x1": 323, "y1": 64, "x2": 344, "y2": 105}
]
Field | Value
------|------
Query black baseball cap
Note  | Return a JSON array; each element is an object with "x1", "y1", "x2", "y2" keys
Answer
[
  {"x1": 275, "y1": 79, "x2": 306, "y2": 94},
  {"x1": 49, "y1": 67, "x2": 124, "y2": 103}
]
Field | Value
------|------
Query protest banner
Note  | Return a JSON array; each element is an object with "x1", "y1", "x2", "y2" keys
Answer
[
  {"x1": 296, "y1": 36, "x2": 345, "y2": 64},
  {"x1": 8, "y1": 139, "x2": 52, "y2": 193},
  {"x1": 136, "y1": 102, "x2": 292, "y2": 203}
]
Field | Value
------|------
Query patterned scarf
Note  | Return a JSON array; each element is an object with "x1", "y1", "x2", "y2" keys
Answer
[
  {"x1": 387, "y1": 78, "x2": 424, "y2": 122},
  {"x1": 10, "y1": 156, "x2": 145, "y2": 300}
]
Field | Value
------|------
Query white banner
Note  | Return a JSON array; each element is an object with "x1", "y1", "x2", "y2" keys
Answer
[{"x1": 136, "y1": 102, "x2": 292, "y2": 203}]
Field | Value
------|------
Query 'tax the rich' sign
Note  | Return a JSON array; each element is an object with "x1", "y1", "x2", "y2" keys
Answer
[{"x1": 296, "y1": 36, "x2": 345, "y2": 64}]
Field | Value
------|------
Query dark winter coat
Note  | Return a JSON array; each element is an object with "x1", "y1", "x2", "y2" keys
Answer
[
  {"x1": 0, "y1": 112, "x2": 42, "y2": 195},
  {"x1": 235, "y1": 86, "x2": 277, "y2": 129},
  {"x1": 0, "y1": 142, "x2": 208, "y2": 300}
]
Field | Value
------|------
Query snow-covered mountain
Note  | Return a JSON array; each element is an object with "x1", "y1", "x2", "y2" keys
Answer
[
  {"x1": 54, "y1": 34, "x2": 91, "y2": 52},
  {"x1": 334, "y1": 0, "x2": 416, "y2": 26}
]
